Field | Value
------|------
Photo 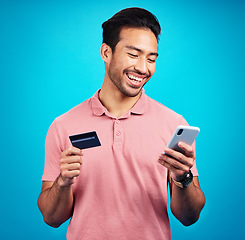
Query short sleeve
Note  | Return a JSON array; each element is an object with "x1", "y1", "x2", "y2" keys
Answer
[{"x1": 42, "y1": 120, "x2": 62, "y2": 181}]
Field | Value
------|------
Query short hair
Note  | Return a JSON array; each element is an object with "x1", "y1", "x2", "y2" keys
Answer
[{"x1": 102, "y1": 7, "x2": 161, "y2": 52}]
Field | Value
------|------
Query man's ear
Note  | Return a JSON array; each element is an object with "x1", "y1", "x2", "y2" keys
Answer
[{"x1": 100, "y1": 43, "x2": 112, "y2": 63}]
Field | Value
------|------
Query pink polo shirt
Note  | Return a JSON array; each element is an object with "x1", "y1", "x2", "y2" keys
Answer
[{"x1": 42, "y1": 89, "x2": 198, "y2": 240}]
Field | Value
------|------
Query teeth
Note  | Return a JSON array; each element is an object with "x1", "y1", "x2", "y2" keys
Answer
[{"x1": 127, "y1": 74, "x2": 143, "y2": 82}]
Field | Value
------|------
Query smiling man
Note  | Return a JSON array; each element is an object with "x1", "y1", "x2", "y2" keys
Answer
[
  {"x1": 99, "y1": 27, "x2": 158, "y2": 117},
  {"x1": 38, "y1": 7, "x2": 205, "y2": 240}
]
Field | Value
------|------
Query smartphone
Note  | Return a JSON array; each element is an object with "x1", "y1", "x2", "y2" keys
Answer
[{"x1": 163, "y1": 125, "x2": 200, "y2": 155}]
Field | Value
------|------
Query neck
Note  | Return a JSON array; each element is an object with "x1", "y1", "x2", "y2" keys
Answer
[{"x1": 99, "y1": 80, "x2": 142, "y2": 118}]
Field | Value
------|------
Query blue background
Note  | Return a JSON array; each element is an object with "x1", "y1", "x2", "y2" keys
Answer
[{"x1": 1, "y1": 0, "x2": 244, "y2": 239}]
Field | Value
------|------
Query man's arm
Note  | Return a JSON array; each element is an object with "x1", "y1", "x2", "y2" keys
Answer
[
  {"x1": 38, "y1": 146, "x2": 83, "y2": 228},
  {"x1": 158, "y1": 142, "x2": 205, "y2": 226},
  {"x1": 169, "y1": 176, "x2": 205, "y2": 226}
]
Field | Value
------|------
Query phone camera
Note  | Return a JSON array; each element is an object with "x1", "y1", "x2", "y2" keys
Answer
[{"x1": 177, "y1": 129, "x2": 183, "y2": 135}]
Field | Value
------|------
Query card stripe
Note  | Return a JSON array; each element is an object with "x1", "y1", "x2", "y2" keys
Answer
[{"x1": 72, "y1": 136, "x2": 96, "y2": 143}]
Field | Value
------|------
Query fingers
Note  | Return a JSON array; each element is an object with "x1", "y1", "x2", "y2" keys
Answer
[
  {"x1": 164, "y1": 150, "x2": 193, "y2": 169},
  {"x1": 60, "y1": 160, "x2": 82, "y2": 176},
  {"x1": 178, "y1": 142, "x2": 195, "y2": 158},
  {"x1": 59, "y1": 146, "x2": 83, "y2": 186},
  {"x1": 158, "y1": 154, "x2": 190, "y2": 173},
  {"x1": 158, "y1": 142, "x2": 195, "y2": 181},
  {"x1": 61, "y1": 146, "x2": 83, "y2": 159}
]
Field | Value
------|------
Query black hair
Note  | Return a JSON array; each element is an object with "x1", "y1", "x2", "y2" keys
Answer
[{"x1": 102, "y1": 7, "x2": 161, "y2": 52}]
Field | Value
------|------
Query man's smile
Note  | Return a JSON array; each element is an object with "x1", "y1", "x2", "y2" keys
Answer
[
  {"x1": 126, "y1": 73, "x2": 145, "y2": 87},
  {"x1": 127, "y1": 73, "x2": 143, "y2": 81}
]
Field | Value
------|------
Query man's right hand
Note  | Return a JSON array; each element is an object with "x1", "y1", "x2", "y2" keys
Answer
[
  {"x1": 38, "y1": 146, "x2": 83, "y2": 227},
  {"x1": 58, "y1": 146, "x2": 83, "y2": 187}
]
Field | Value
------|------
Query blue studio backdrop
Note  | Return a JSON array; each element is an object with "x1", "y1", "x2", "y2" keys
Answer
[{"x1": 1, "y1": 0, "x2": 244, "y2": 239}]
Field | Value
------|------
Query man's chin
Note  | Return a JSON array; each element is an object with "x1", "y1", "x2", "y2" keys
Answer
[{"x1": 121, "y1": 87, "x2": 143, "y2": 98}]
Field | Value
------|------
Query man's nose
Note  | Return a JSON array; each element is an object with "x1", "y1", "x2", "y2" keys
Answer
[{"x1": 134, "y1": 58, "x2": 147, "y2": 75}]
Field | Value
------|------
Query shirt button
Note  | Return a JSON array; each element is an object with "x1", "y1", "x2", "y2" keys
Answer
[
  {"x1": 116, "y1": 120, "x2": 120, "y2": 124},
  {"x1": 116, "y1": 131, "x2": 121, "y2": 136}
]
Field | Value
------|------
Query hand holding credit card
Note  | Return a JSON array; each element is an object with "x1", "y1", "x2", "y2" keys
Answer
[{"x1": 69, "y1": 131, "x2": 101, "y2": 150}]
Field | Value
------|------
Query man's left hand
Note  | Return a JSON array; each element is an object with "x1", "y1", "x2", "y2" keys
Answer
[{"x1": 158, "y1": 142, "x2": 195, "y2": 182}]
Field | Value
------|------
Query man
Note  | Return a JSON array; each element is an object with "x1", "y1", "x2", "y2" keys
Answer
[{"x1": 38, "y1": 7, "x2": 205, "y2": 240}]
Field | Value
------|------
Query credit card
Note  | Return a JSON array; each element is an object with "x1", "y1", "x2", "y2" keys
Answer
[{"x1": 69, "y1": 131, "x2": 101, "y2": 150}]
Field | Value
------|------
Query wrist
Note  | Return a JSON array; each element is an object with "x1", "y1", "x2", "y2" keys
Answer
[
  {"x1": 171, "y1": 170, "x2": 193, "y2": 189},
  {"x1": 57, "y1": 174, "x2": 73, "y2": 188}
]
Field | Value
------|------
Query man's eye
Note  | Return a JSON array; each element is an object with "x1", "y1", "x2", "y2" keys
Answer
[
  {"x1": 128, "y1": 53, "x2": 138, "y2": 58},
  {"x1": 148, "y1": 58, "x2": 156, "y2": 63}
]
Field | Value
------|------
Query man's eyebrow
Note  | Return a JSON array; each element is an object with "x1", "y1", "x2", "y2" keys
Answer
[{"x1": 125, "y1": 45, "x2": 159, "y2": 57}]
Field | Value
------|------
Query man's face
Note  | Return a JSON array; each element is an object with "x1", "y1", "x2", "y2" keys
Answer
[{"x1": 107, "y1": 27, "x2": 158, "y2": 97}]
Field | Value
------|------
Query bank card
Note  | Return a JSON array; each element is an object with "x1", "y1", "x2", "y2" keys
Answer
[{"x1": 69, "y1": 131, "x2": 101, "y2": 150}]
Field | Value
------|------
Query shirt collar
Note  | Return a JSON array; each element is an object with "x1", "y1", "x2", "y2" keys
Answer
[{"x1": 91, "y1": 89, "x2": 147, "y2": 118}]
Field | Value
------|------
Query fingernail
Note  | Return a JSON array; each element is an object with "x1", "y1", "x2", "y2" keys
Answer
[{"x1": 164, "y1": 148, "x2": 170, "y2": 153}]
